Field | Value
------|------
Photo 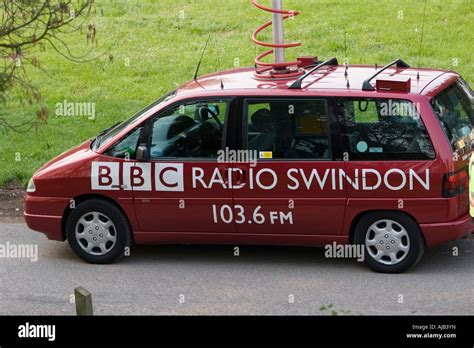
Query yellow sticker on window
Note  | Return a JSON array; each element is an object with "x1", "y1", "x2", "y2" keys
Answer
[{"x1": 259, "y1": 151, "x2": 273, "y2": 159}]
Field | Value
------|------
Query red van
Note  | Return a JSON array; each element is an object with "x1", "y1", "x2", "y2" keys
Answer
[{"x1": 24, "y1": 58, "x2": 474, "y2": 272}]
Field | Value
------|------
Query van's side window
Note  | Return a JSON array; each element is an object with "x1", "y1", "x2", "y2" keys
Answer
[
  {"x1": 245, "y1": 99, "x2": 330, "y2": 160},
  {"x1": 337, "y1": 98, "x2": 435, "y2": 160},
  {"x1": 148, "y1": 100, "x2": 228, "y2": 159}
]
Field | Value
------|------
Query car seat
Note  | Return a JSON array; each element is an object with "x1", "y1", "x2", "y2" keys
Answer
[{"x1": 248, "y1": 109, "x2": 276, "y2": 151}]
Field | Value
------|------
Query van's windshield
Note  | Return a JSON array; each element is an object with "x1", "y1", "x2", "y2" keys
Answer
[
  {"x1": 431, "y1": 79, "x2": 474, "y2": 154},
  {"x1": 91, "y1": 90, "x2": 176, "y2": 150}
]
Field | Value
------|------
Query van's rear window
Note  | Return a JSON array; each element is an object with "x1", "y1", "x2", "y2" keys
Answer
[
  {"x1": 431, "y1": 79, "x2": 474, "y2": 152},
  {"x1": 337, "y1": 98, "x2": 435, "y2": 160}
]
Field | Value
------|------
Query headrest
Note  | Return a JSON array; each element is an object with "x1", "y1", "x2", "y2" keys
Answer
[
  {"x1": 251, "y1": 109, "x2": 274, "y2": 132},
  {"x1": 168, "y1": 115, "x2": 195, "y2": 138}
]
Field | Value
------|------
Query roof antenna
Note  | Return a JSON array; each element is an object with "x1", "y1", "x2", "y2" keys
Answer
[
  {"x1": 343, "y1": 30, "x2": 349, "y2": 77},
  {"x1": 416, "y1": 0, "x2": 428, "y2": 81},
  {"x1": 194, "y1": 34, "x2": 212, "y2": 80},
  {"x1": 254, "y1": 45, "x2": 258, "y2": 69},
  {"x1": 342, "y1": 30, "x2": 350, "y2": 87},
  {"x1": 215, "y1": 37, "x2": 225, "y2": 89}
]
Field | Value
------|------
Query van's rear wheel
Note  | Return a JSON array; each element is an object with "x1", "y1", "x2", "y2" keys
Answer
[
  {"x1": 66, "y1": 199, "x2": 132, "y2": 264},
  {"x1": 354, "y1": 212, "x2": 424, "y2": 273}
]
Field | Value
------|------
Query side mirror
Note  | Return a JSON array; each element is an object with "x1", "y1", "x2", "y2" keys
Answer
[{"x1": 136, "y1": 145, "x2": 149, "y2": 161}]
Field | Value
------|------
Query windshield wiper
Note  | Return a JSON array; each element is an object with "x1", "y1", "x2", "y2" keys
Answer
[
  {"x1": 91, "y1": 121, "x2": 123, "y2": 150},
  {"x1": 97, "y1": 121, "x2": 122, "y2": 137}
]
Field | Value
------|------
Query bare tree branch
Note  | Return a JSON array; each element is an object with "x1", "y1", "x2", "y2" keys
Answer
[{"x1": 0, "y1": 0, "x2": 97, "y2": 131}]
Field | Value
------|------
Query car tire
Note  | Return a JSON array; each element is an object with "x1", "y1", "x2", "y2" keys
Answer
[
  {"x1": 354, "y1": 211, "x2": 424, "y2": 273},
  {"x1": 66, "y1": 199, "x2": 132, "y2": 264}
]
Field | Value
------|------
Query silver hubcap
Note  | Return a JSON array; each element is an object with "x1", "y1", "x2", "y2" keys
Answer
[
  {"x1": 365, "y1": 219, "x2": 410, "y2": 266},
  {"x1": 75, "y1": 212, "x2": 117, "y2": 256}
]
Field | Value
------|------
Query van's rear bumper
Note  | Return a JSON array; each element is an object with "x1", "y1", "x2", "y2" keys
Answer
[{"x1": 420, "y1": 213, "x2": 473, "y2": 246}]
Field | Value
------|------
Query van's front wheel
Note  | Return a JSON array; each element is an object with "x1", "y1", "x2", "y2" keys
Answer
[
  {"x1": 354, "y1": 212, "x2": 424, "y2": 273},
  {"x1": 66, "y1": 199, "x2": 132, "y2": 264}
]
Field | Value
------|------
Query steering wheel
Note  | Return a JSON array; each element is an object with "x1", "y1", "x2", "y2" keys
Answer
[
  {"x1": 171, "y1": 134, "x2": 194, "y2": 157},
  {"x1": 204, "y1": 107, "x2": 223, "y2": 130}
]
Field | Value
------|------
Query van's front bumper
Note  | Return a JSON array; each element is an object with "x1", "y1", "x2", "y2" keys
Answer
[
  {"x1": 420, "y1": 213, "x2": 473, "y2": 246},
  {"x1": 24, "y1": 194, "x2": 69, "y2": 241}
]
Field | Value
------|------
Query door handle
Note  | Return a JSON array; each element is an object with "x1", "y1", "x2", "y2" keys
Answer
[
  {"x1": 234, "y1": 168, "x2": 247, "y2": 185},
  {"x1": 111, "y1": 184, "x2": 127, "y2": 189}
]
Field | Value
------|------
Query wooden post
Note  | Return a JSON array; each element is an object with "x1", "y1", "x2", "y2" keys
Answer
[{"x1": 75, "y1": 287, "x2": 93, "y2": 316}]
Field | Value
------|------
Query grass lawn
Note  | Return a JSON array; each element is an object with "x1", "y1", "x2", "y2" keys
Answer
[{"x1": 0, "y1": 0, "x2": 472, "y2": 186}]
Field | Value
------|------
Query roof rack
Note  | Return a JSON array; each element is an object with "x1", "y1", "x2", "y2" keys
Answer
[
  {"x1": 289, "y1": 57, "x2": 338, "y2": 89},
  {"x1": 362, "y1": 59, "x2": 410, "y2": 91}
]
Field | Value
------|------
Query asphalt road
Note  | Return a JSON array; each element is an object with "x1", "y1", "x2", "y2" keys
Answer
[{"x1": 0, "y1": 222, "x2": 473, "y2": 315}]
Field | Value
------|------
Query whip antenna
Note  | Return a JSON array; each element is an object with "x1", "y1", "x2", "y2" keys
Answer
[
  {"x1": 416, "y1": 0, "x2": 428, "y2": 81},
  {"x1": 215, "y1": 37, "x2": 224, "y2": 89},
  {"x1": 194, "y1": 34, "x2": 211, "y2": 80},
  {"x1": 344, "y1": 30, "x2": 348, "y2": 61},
  {"x1": 344, "y1": 30, "x2": 348, "y2": 77}
]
